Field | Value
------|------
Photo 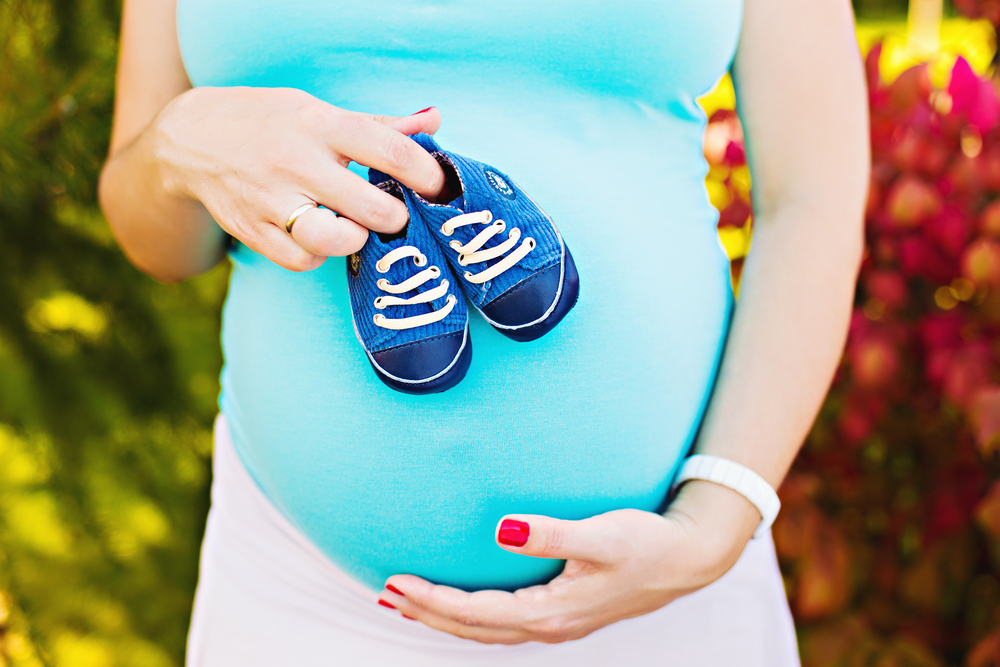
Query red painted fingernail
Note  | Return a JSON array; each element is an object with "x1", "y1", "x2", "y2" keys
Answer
[
  {"x1": 498, "y1": 519, "x2": 530, "y2": 547},
  {"x1": 402, "y1": 614, "x2": 417, "y2": 621},
  {"x1": 386, "y1": 584, "x2": 404, "y2": 596},
  {"x1": 378, "y1": 599, "x2": 397, "y2": 610},
  {"x1": 410, "y1": 106, "x2": 435, "y2": 115}
]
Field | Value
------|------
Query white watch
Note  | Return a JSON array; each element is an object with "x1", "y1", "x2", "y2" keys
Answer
[{"x1": 669, "y1": 454, "x2": 781, "y2": 539}]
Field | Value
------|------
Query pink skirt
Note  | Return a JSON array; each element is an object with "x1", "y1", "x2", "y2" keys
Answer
[{"x1": 186, "y1": 415, "x2": 801, "y2": 666}]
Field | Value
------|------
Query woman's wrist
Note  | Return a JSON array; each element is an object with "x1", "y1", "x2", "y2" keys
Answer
[
  {"x1": 664, "y1": 479, "x2": 761, "y2": 585},
  {"x1": 149, "y1": 88, "x2": 206, "y2": 202}
]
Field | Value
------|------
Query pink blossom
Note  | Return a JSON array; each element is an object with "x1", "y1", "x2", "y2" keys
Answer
[{"x1": 948, "y1": 56, "x2": 1000, "y2": 132}]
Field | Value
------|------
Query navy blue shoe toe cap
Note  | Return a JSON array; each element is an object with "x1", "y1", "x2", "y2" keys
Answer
[
  {"x1": 369, "y1": 329, "x2": 472, "y2": 395},
  {"x1": 482, "y1": 249, "x2": 580, "y2": 342}
]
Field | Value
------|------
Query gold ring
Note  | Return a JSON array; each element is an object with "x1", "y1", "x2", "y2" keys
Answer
[{"x1": 286, "y1": 202, "x2": 318, "y2": 235}]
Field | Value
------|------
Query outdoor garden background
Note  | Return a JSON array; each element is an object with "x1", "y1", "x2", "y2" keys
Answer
[{"x1": 4, "y1": 0, "x2": 1000, "y2": 665}]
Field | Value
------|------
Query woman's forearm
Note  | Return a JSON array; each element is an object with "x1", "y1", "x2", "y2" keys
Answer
[
  {"x1": 694, "y1": 203, "x2": 863, "y2": 488},
  {"x1": 674, "y1": 0, "x2": 869, "y2": 542},
  {"x1": 668, "y1": 202, "x2": 864, "y2": 569},
  {"x1": 99, "y1": 108, "x2": 227, "y2": 283}
]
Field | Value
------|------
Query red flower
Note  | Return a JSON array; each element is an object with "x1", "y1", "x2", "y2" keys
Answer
[
  {"x1": 943, "y1": 343, "x2": 995, "y2": 408},
  {"x1": 980, "y1": 198, "x2": 1000, "y2": 237},
  {"x1": 864, "y1": 269, "x2": 909, "y2": 310},
  {"x1": 954, "y1": 0, "x2": 1000, "y2": 25},
  {"x1": 717, "y1": 197, "x2": 752, "y2": 228},
  {"x1": 890, "y1": 64, "x2": 932, "y2": 113},
  {"x1": 925, "y1": 205, "x2": 973, "y2": 258},
  {"x1": 970, "y1": 386, "x2": 1000, "y2": 456},
  {"x1": 899, "y1": 234, "x2": 954, "y2": 283},
  {"x1": 961, "y1": 237, "x2": 1000, "y2": 286},
  {"x1": 723, "y1": 140, "x2": 746, "y2": 166},
  {"x1": 885, "y1": 175, "x2": 943, "y2": 228},
  {"x1": 849, "y1": 331, "x2": 901, "y2": 389},
  {"x1": 948, "y1": 56, "x2": 1000, "y2": 133}
]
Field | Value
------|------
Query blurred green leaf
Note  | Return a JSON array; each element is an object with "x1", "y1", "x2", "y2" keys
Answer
[{"x1": 0, "y1": 2, "x2": 225, "y2": 664}]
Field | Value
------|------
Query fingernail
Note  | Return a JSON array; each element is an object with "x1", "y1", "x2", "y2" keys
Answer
[
  {"x1": 498, "y1": 519, "x2": 530, "y2": 547},
  {"x1": 402, "y1": 614, "x2": 417, "y2": 621},
  {"x1": 386, "y1": 584, "x2": 405, "y2": 596},
  {"x1": 410, "y1": 106, "x2": 435, "y2": 115},
  {"x1": 378, "y1": 599, "x2": 397, "y2": 610}
]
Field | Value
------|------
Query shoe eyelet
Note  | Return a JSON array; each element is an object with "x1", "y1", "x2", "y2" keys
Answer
[
  {"x1": 376, "y1": 278, "x2": 390, "y2": 291},
  {"x1": 376, "y1": 261, "x2": 389, "y2": 274},
  {"x1": 464, "y1": 271, "x2": 474, "y2": 281},
  {"x1": 483, "y1": 211, "x2": 493, "y2": 223},
  {"x1": 373, "y1": 314, "x2": 385, "y2": 325},
  {"x1": 430, "y1": 266, "x2": 441, "y2": 276},
  {"x1": 458, "y1": 255, "x2": 469, "y2": 267},
  {"x1": 440, "y1": 225, "x2": 453, "y2": 237},
  {"x1": 413, "y1": 254, "x2": 427, "y2": 267},
  {"x1": 449, "y1": 240, "x2": 462, "y2": 251},
  {"x1": 495, "y1": 220, "x2": 506, "y2": 232},
  {"x1": 374, "y1": 297, "x2": 386, "y2": 310},
  {"x1": 525, "y1": 237, "x2": 536, "y2": 250}
]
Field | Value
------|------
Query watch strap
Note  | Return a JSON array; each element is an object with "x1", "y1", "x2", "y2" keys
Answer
[{"x1": 670, "y1": 454, "x2": 781, "y2": 539}]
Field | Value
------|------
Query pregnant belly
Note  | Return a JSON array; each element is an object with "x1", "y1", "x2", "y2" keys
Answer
[{"x1": 219, "y1": 114, "x2": 733, "y2": 591}]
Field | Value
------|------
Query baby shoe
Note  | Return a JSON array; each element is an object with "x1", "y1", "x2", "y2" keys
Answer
[
  {"x1": 346, "y1": 179, "x2": 471, "y2": 394},
  {"x1": 389, "y1": 133, "x2": 579, "y2": 342}
]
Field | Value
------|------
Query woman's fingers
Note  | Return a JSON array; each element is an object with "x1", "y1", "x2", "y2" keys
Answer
[
  {"x1": 329, "y1": 113, "x2": 446, "y2": 200},
  {"x1": 287, "y1": 204, "x2": 369, "y2": 257},
  {"x1": 495, "y1": 514, "x2": 618, "y2": 564},
  {"x1": 378, "y1": 584, "x2": 532, "y2": 644},
  {"x1": 238, "y1": 217, "x2": 326, "y2": 272},
  {"x1": 380, "y1": 576, "x2": 593, "y2": 644},
  {"x1": 369, "y1": 106, "x2": 441, "y2": 139},
  {"x1": 393, "y1": 607, "x2": 529, "y2": 644},
  {"x1": 382, "y1": 576, "x2": 560, "y2": 633},
  {"x1": 300, "y1": 166, "x2": 410, "y2": 235}
]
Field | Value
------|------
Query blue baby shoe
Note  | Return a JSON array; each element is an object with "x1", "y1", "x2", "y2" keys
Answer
[
  {"x1": 402, "y1": 133, "x2": 579, "y2": 342},
  {"x1": 346, "y1": 179, "x2": 472, "y2": 394}
]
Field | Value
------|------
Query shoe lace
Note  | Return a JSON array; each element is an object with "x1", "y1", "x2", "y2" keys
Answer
[
  {"x1": 439, "y1": 211, "x2": 535, "y2": 284},
  {"x1": 372, "y1": 246, "x2": 456, "y2": 330}
]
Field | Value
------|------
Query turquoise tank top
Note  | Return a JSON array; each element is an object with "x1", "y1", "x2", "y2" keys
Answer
[{"x1": 177, "y1": 0, "x2": 743, "y2": 592}]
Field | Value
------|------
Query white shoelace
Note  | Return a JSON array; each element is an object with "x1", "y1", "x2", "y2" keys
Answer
[
  {"x1": 439, "y1": 211, "x2": 535, "y2": 284},
  {"x1": 372, "y1": 246, "x2": 456, "y2": 331}
]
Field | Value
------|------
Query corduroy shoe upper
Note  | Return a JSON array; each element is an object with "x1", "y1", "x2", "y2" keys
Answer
[
  {"x1": 400, "y1": 133, "x2": 580, "y2": 341},
  {"x1": 346, "y1": 179, "x2": 471, "y2": 394}
]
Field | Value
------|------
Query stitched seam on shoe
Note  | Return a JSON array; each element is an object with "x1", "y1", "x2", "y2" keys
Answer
[
  {"x1": 366, "y1": 325, "x2": 470, "y2": 385},
  {"x1": 483, "y1": 263, "x2": 559, "y2": 311},
  {"x1": 513, "y1": 265, "x2": 579, "y2": 334},
  {"x1": 374, "y1": 330, "x2": 465, "y2": 355},
  {"x1": 478, "y1": 235, "x2": 567, "y2": 330}
]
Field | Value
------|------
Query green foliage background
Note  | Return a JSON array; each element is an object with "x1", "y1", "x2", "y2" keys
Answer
[{"x1": 0, "y1": 2, "x2": 227, "y2": 664}]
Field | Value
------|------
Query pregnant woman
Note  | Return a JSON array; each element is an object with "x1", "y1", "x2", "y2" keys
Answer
[{"x1": 99, "y1": 0, "x2": 868, "y2": 664}]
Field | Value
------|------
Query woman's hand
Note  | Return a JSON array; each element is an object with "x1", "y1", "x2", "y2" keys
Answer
[
  {"x1": 379, "y1": 481, "x2": 761, "y2": 644},
  {"x1": 151, "y1": 87, "x2": 445, "y2": 271}
]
